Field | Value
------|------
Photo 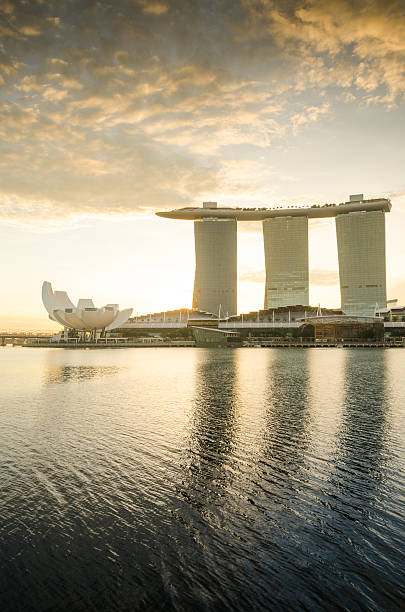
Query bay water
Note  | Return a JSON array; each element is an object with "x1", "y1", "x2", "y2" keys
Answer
[{"x1": 1, "y1": 347, "x2": 404, "y2": 610}]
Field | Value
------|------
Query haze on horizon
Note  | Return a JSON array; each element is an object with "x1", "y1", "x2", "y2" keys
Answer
[{"x1": 0, "y1": 0, "x2": 405, "y2": 330}]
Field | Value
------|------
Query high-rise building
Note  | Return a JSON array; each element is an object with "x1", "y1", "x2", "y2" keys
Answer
[
  {"x1": 336, "y1": 209, "x2": 387, "y2": 316},
  {"x1": 263, "y1": 216, "x2": 309, "y2": 308},
  {"x1": 156, "y1": 195, "x2": 391, "y2": 317},
  {"x1": 192, "y1": 208, "x2": 237, "y2": 317}
]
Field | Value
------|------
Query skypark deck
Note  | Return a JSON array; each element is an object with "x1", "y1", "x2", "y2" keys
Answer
[{"x1": 156, "y1": 197, "x2": 391, "y2": 221}]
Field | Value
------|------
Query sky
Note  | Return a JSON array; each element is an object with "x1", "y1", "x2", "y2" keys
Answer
[{"x1": 0, "y1": 0, "x2": 405, "y2": 330}]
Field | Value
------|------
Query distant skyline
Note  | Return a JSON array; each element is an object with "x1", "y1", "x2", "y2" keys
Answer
[{"x1": 1, "y1": 0, "x2": 405, "y2": 329}]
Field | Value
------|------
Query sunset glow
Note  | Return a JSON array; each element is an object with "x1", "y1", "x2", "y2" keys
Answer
[{"x1": 0, "y1": 1, "x2": 404, "y2": 329}]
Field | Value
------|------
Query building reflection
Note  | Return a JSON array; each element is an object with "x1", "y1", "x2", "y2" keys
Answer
[
  {"x1": 178, "y1": 349, "x2": 238, "y2": 516},
  {"x1": 43, "y1": 364, "x2": 120, "y2": 386},
  {"x1": 327, "y1": 349, "x2": 389, "y2": 513},
  {"x1": 259, "y1": 350, "x2": 311, "y2": 507}
]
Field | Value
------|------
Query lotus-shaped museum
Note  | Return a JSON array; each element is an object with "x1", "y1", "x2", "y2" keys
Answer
[{"x1": 42, "y1": 282, "x2": 132, "y2": 331}]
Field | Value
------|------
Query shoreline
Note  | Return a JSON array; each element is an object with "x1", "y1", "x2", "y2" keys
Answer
[{"x1": 2, "y1": 341, "x2": 404, "y2": 349}]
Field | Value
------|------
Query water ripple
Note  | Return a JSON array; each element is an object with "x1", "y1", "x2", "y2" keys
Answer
[{"x1": 0, "y1": 347, "x2": 404, "y2": 610}]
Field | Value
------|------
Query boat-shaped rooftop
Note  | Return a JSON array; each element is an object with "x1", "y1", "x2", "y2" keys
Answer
[{"x1": 156, "y1": 196, "x2": 391, "y2": 221}]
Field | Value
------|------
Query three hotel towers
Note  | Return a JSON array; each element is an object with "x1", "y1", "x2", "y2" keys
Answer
[{"x1": 157, "y1": 195, "x2": 391, "y2": 318}]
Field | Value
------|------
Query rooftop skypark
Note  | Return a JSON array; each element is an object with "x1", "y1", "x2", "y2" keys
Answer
[{"x1": 156, "y1": 196, "x2": 391, "y2": 221}]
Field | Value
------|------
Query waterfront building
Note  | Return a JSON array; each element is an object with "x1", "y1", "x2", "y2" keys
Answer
[
  {"x1": 336, "y1": 201, "x2": 387, "y2": 316},
  {"x1": 42, "y1": 282, "x2": 132, "y2": 332},
  {"x1": 301, "y1": 314, "x2": 384, "y2": 342},
  {"x1": 131, "y1": 308, "x2": 201, "y2": 323},
  {"x1": 122, "y1": 304, "x2": 342, "y2": 330},
  {"x1": 263, "y1": 216, "x2": 309, "y2": 308},
  {"x1": 376, "y1": 304, "x2": 405, "y2": 321},
  {"x1": 191, "y1": 326, "x2": 241, "y2": 348},
  {"x1": 156, "y1": 195, "x2": 391, "y2": 316},
  {"x1": 128, "y1": 308, "x2": 218, "y2": 325},
  {"x1": 115, "y1": 304, "x2": 405, "y2": 343},
  {"x1": 227, "y1": 305, "x2": 342, "y2": 323},
  {"x1": 193, "y1": 209, "x2": 237, "y2": 317}
]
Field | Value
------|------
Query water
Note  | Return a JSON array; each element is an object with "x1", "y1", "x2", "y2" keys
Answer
[{"x1": 0, "y1": 347, "x2": 404, "y2": 611}]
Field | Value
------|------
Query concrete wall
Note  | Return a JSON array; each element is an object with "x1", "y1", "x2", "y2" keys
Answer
[
  {"x1": 336, "y1": 210, "x2": 387, "y2": 316},
  {"x1": 263, "y1": 216, "x2": 309, "y2": 308},
  {"x1": 192, "y1": 218, "x2": 237, "y2": 317}
]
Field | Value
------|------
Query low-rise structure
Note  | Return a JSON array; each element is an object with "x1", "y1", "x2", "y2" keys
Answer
[{"x1": 42, "y1": 281, "x2": 133, "y2": 338}]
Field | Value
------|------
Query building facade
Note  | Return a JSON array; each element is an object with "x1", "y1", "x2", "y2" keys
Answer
[
  {"x1": 157, "y1": 196, "x2": 391, "y2": 317},
  {"x1": 336, "y1": 210, "x2": 387, "y2": 316},
  {"x1": 263, "y1": 216, "x2": 309, "y2": 308},
  {"x1": 42, "y1": 282, "x2": 132, "y2": 331},
  {"x1": 192, "y1": 215, "x2": 237, "y2": 317}
]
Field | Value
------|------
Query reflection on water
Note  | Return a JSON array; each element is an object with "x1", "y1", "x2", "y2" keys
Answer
[
  {"x1": 44, "y1": 364, "x2": 120, "y2": 385},
  {"x1": 0, "y1": 347, "x2": 404, "y2": 611},
  {"x1": 313, "y1": 351, "x2": 397, "y2": 610},
  {"x1": 181, "y1": 350, "x2": 237, "y2": 513},
  {"x1": 334, "y1": 350, "x2": 388, "y2": 499},
  {"x1": 262, "y1": 350, "x2": 311, "y2": 497},
  {"x1": 42, "y1": 348, "x2": 122, "y2": 386}
]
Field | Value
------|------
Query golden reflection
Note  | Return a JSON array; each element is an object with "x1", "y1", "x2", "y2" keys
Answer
[
  {"x1": 42, "y1": 349, "x2": 122, "y2": 386},
  {"x1": 307, "y1": 348, "x2": 346, "y2": 465},
  {"x1": 260, "y1": 349, "x2": 311, "y2": 495},
  {"x1": 179, "y1": 349, "x2": 238, "y2": 515},
  {"x1": 43, "y1": 364, "x2": 120, "y2": 386},
  {"x1": 328, "y1": 349, "x2": 389, "y2": 507}
]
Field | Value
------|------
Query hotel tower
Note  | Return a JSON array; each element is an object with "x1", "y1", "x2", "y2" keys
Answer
[
  {"x1": 192, "y1": 203, "x2": 237, "y2": 317},
  {"x1": 157, "y1": 194, "x2": 391, "y2": 317}
]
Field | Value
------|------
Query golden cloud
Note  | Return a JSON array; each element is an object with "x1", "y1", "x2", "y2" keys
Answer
[
  {"x1": 242, "y1": 0, "x2": 405, "y2": 102},
  {"x1": 0, "y1": 0, "x2": 403, "y2": 223}
]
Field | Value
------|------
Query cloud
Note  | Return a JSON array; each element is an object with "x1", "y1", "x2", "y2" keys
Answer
[
  {"x1": 389, "y1": 192, "x2": 405, "y2": 209},
  {"x1": 0, "y1": 0, "x2": 403, "y2": 223},
  {"x1": 42, "y1": 87, "x2": 68, "y2": 102},
  {"x1": 19, "y1": 25, "x2": 40, "y2": 36},
  {"x1": 291, "y1": 103, "x2": 330, "y2": 135},
  {"x1": 239, "y1": 269, "x2": 265, "y2": 283},
  {"x1": 310, "y1": 269, "x2": 339, "y2": 286},
  {"x1": 241, "y1": 0, "x2": 405, "y2": 104},
  {"x1": 239, "y1": 268, "x2": 340, "y2": 286},
  {"x1": 0, "y1": 1, "x2": 14, "y2": 15},
  {"x1": 138, "y1": 0, "x2": 169, "y2": 15},
  {"x1": 387, "y1": 281, "x2": 405, "y2": 306}
]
